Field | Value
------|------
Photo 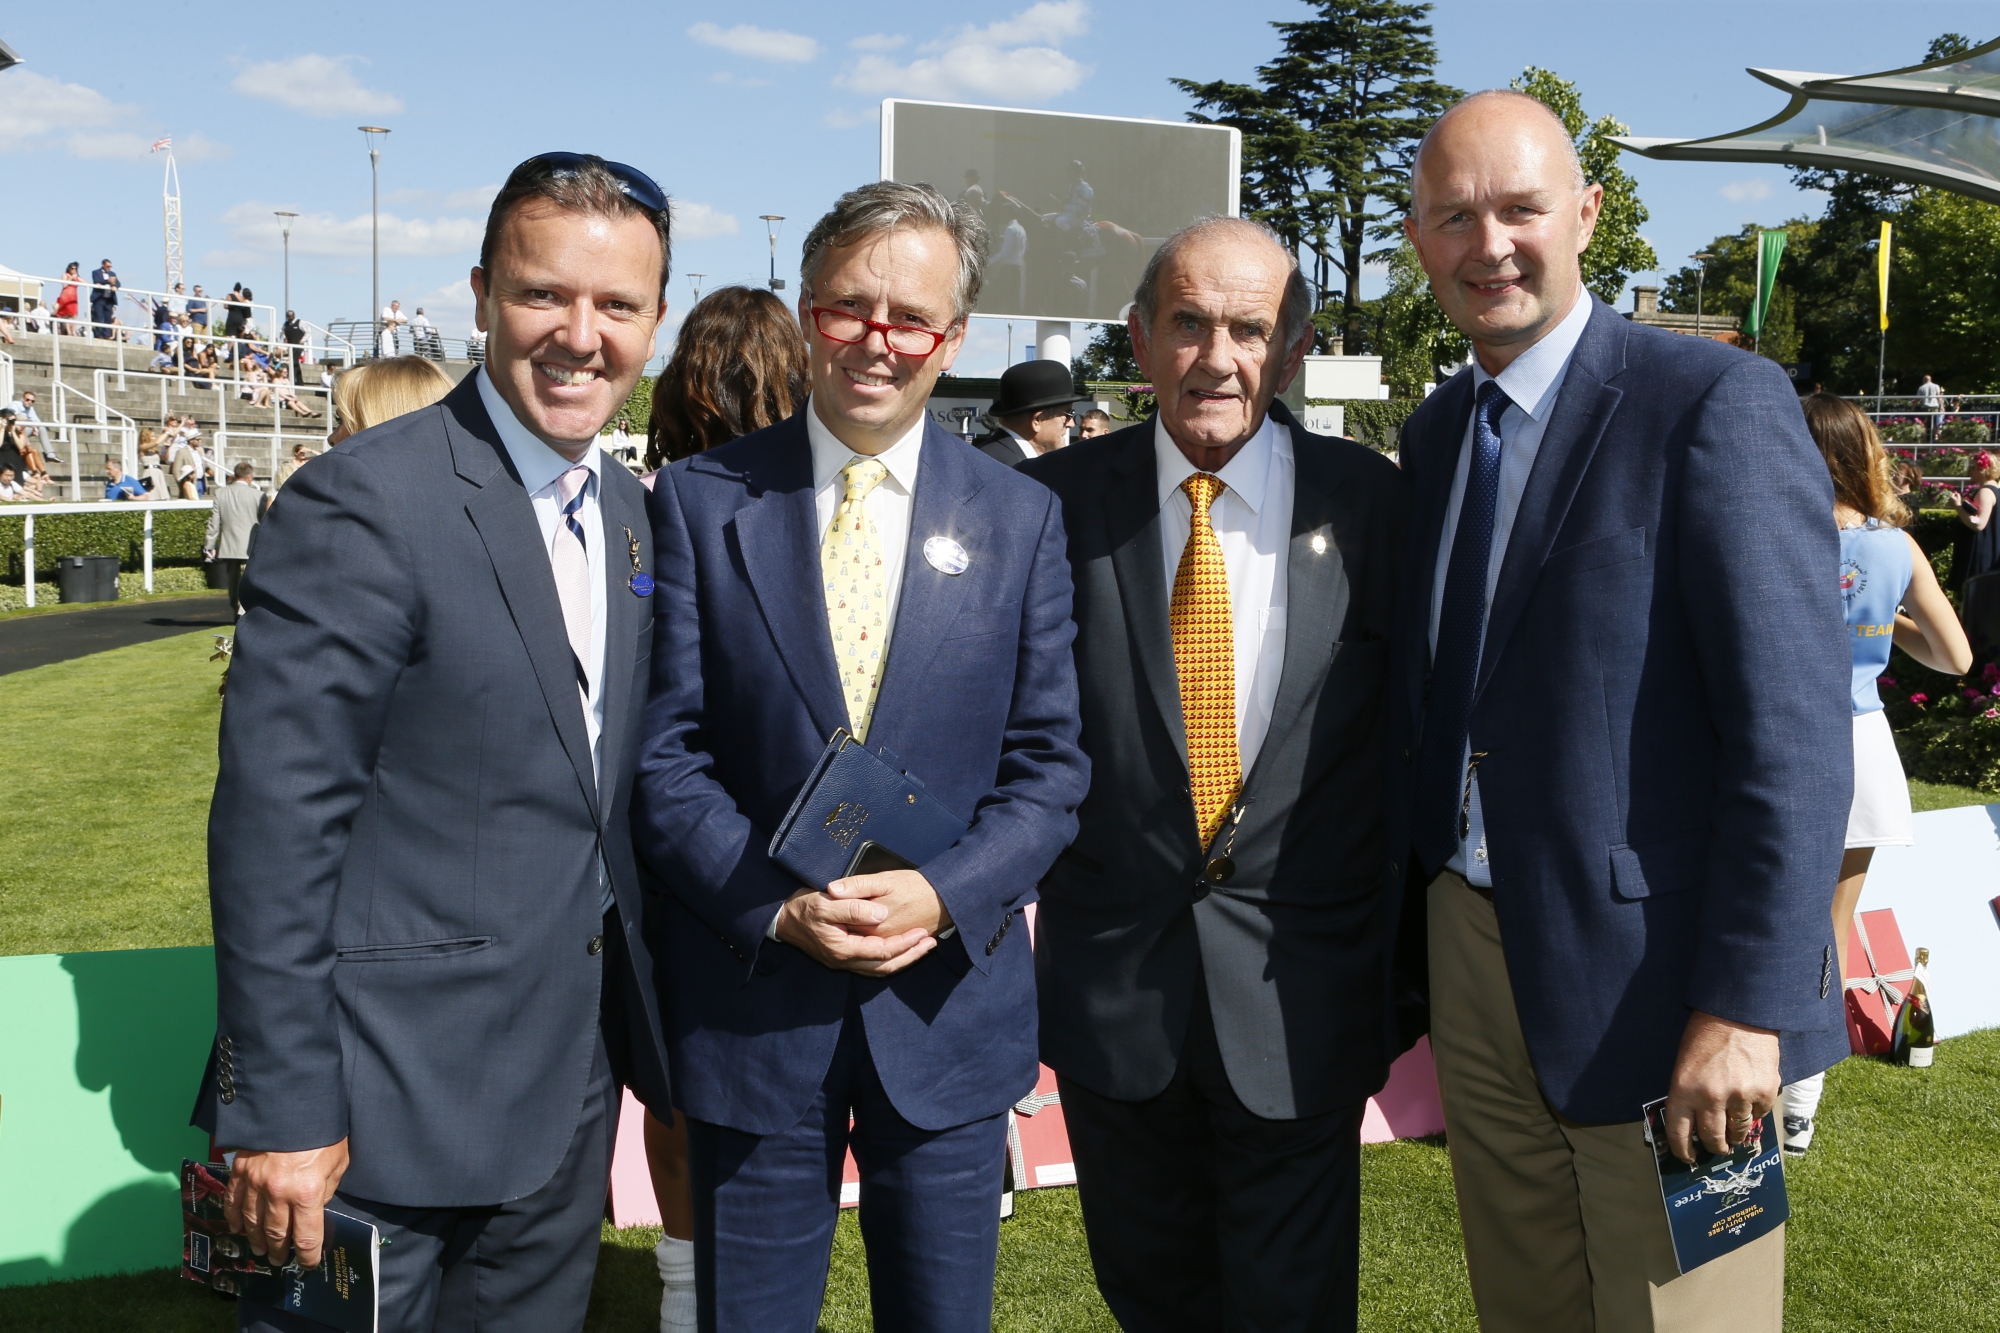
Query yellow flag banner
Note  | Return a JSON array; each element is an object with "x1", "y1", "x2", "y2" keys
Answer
[{"x1": 1878, "y1": 221, "x2": 1893, "y2": 333}]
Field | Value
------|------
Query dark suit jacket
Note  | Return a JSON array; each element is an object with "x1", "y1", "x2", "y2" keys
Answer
[
  {"x1": 194, "y1": 375, "x2": 671, "y2": 1207},
  {"x1": 1021, "y1": 403, "x2": 1407, "y2": 1120},
  {"x1": 633, "y1": 412, "x2": 1089, "y2": 1136},
  {"x1": 1390, "y1": 298, "x2": 1852, "y2": 1123},
  {"x1": 975, "y1": 428, "x2": 1028, "y2": 468}
]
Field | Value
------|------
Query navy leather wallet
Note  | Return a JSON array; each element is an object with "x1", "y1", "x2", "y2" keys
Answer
[{"x1": 769, "y1": 730, "x2": 970, "y2": 890}]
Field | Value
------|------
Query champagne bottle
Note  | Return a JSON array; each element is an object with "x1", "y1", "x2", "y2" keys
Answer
[{"x1": 1895, "y1": 947, "x2": 1936, "y2": 1067}]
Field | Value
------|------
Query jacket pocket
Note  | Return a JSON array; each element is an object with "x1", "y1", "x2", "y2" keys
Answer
[
  {"x1": 944, "y1": 607, "x2": 1018, "y2": 641},
  {"x1": 1608, "y1": 833, "x2": 1705, "y2": 901},
  {"x1": 335, "y1": 935, "x2": 494, "y2": 962},
  {"x1": 1544, "y1": 526, "x2": 1646, "y2": 580}
]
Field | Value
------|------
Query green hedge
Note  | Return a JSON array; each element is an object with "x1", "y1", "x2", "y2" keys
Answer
[
  {"x1": 1312, "y1": 399, "x2": 1422, "y2": 451},
  {"x1": 0, "y1": 509, "x2": 208, "y2": 583}
]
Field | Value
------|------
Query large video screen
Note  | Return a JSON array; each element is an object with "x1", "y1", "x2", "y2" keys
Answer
[{"x1": 882, "y1": 100, "x2": 1239, "y2": 323}]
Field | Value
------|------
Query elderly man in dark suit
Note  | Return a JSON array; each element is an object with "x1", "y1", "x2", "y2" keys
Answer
[
  {"x1": 973, "y1": 358, "x2": 1081, "y2": 466},
  {"x1": 1391, "y1": 91, "x2": 1848, "y2": 1331},
  {"x1": 195, "y1": 153, "x2": 677, "y2": 1333},
  {"x1": 1022, "y1": 217, "x2": 1406, "y2": 1333},
  {"x1": 633, "y1": 180, "x2": 1088, "y2": 1333}
]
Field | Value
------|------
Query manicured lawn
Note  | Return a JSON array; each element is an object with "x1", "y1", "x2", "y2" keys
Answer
[
  {"x1": 1, "y1": 633, "x2": 1995, "y2": 1329},
  {"x1": 1907, "y1": 777, "x2": 1998, "y2": 811}
]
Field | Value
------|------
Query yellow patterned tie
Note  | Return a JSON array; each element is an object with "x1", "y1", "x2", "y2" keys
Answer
[
  {"x1": 1171, "y1": 473, "x2": 1239, "y2": 846},
  {"x1": 823, "y1": 458, "x2": 891, "y2": 742}
]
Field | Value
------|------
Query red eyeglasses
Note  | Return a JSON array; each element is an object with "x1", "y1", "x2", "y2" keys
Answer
[{"x1": 810, "y1": 306, "x2": 952, "y2": 358}]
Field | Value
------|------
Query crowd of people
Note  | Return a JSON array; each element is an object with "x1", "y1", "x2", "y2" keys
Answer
[{"x1": 168, "y1": 101, "x2": 1968, "y2": 1333}]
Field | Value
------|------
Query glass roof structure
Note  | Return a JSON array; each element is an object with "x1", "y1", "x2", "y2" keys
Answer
[{"x1": 1612, "y1": 37, "x2": 2000, "y2": 205}]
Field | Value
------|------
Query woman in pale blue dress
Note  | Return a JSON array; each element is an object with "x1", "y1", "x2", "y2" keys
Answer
[{"x1": 1782, "y1": 394, "x2": 1970, "y2": 1154}]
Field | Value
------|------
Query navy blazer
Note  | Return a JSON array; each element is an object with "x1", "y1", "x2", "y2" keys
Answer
[
  {"x1": 633, "y1": 411, "x2": 1088, "y2": 1135},
  {"x1": 195, "y1": 376, "x2": 671, "y2": 1206},
  {"x1": 1391, "y1": 298, "x2": 1852, "y2": 1122}
]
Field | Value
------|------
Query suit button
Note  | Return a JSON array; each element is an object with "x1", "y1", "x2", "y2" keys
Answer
[
  {"x1": 1191, "y1": 880, "x2": 1210, "y2": 903},
  {"x1": 1403, "y1": 748, "x2": 1412, "y2": 767},
  {"x1": 1390, "y1": 862, "x2": 1400, "y2": 879},
  {"x1": 220, "y1": 1088, "x2": 236, "y2": 1105},
  {"x1": 588, "y1": 935, "x2": 604, "y2": 955}
]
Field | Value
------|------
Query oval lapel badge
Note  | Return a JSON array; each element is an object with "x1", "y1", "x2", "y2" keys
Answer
[
  {"x1": 1310, "y1": 533, "x2": 1327, "y2": 555},
  {"x1": 923, "y1": 535, "x2": 969, "y2": 576},
  {"x1": 629, "y1": 572, "x2": 655, "y2": 597}
]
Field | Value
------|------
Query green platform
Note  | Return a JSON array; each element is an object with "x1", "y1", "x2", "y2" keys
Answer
[{"x1": 0, "y1": 948, "x2": 215, "y2": 1287}]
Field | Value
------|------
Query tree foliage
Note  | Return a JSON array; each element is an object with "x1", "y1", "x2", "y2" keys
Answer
[
  {"x1": 1076, "y1": 322, "x2": 1142, "y2": 383},
  {"x1": 1509, "y1": 68, "x2": 1657, "y2": 304},
  {"x1": 1173, "y1": 1, "x2": 1459, "y2": 353}
]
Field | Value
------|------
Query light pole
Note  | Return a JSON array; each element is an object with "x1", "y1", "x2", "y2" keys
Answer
[
  {"x1": 689, "y1": 273, "x2": 706, "y2": 303},
  {"x1": 275, "y1": 211, "x2": 298, "y2": 319},
  {"x1": 759, "y1": 215, "x2": 785, "y2": 292},
  {"x1": 359, "y1": 126, "x2": 391, "y2": 355},
  {"x1": 1692, "y1": 252, "x2": 1712, "y2": 340}
]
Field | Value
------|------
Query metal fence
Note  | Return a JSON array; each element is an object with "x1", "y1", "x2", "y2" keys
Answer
[{"x1": 0, "y1": 498, "x2": 213, "y2": 607}]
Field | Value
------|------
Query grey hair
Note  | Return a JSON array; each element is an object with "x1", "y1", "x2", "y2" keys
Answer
[
  {"x1": 1131, "y1": 216, "x2": 1314, "y2": 353},
  {"x1": 1412, "y1": 89, "x2": 1587, "y2": 198},
  {"x1": 799, "y1": 180, "x2": 988, "y2": 324}
]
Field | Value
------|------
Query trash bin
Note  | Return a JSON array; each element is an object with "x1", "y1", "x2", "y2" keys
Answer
[
  {"x1": 56, "y1": 555, "x2": 121, "y2": 603},
  {"x1": 204, "y1": 559, "x2": 229, "y2": 590}
]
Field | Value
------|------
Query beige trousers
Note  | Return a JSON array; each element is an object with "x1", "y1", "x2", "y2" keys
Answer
[{"x1": 1426, "y1": 872, "x2": 1784, "y2": 1333}]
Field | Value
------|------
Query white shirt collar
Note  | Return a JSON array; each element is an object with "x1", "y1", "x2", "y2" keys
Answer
[
  {"x1": 1153, "y1": 411, "x2": 1285, "y2": 515},
  {"x1": 1471, "y1": 290, "x2": 1594, "y2": 423},
  {"x1": 1006, "y1": 428, "x2": 1039, "y2": 461},
  {"x1": 477, "y1": 366, "x2": 602, "y2": 495},
  {"x1": 806, "y1": 396, "x2": 926, "y2": 496}
]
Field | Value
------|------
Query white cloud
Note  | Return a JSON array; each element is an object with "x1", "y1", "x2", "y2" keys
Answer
[
  {"x1": 445, "y1": 184, "x2": 500, "y2": 211},
  {"x1": 672, "y1": 201, "x2": 739, "y2": 241},
  {"x1": 215, "y1": 200, "x2": 482, "y2": 260},
  {"x1": 687, "y1": 22, "x2": 819, "y2": 64},
  {"x1": 823, "y1": 105, "x2": 883, "y2": 130},
  {"x1": 1720, "y1": 179, "x2": 1773, "y2": 203},
  {"x1": 0, "y1": 69, "x2": 232, "y2": 162},
  {"x1": 410, "y1": 279, "x2": 477, "y2": 335},
  {"x1": 836, "y1": 3, "x2": 1092, "y2": 104},
  {"x1": 67, "y1": 131, "x2": 232, "y2": 163},
  {"x1": 232, "y1": 55, "x2": 404, "y2": 118},
  {"x1": 850, "y1": 33, "x2": 908, "y2": 52}
]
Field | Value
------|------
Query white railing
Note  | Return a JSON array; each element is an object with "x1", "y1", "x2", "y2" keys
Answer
[
  {"x1": 302, "y1": 319, "x2": 359, "y2": 367},
  {"x1": 0, "y1": 347, "x2": 13, "y2": 406},
  {"x1": 0, "y1": 498, "x2": 212, "y2": 606},
  {"x1": 14, "y1": 270, "x2": 280, "y2": 355}
]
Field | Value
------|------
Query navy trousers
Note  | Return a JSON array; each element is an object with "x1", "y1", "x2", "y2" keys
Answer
[{"x1": 687, "y1": 996, "x2": 1009, "y2": 1333}]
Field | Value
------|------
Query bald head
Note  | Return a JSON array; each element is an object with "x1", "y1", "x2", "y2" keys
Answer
[{"x1": 1403, "y1": 90, "x2": 1603, "y2": 374}]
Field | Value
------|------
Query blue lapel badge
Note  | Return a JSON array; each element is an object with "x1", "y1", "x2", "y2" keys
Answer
[{"x1": 622, "y1": 524, "x2": 652, "y2": 596}]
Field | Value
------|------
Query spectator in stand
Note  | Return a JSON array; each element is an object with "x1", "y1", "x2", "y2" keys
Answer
[
  {"x1": 1950, "y1": 450, "x2": 2000, "y2": 591},
  {"x1": 151, "y1": 295, "x2": 177, "y2": 353},
  {"x1": 466, "y1": 327, "x2": 488, "y2": 363},
  {"x1": 643, "y1": 284, "x2": 807, "y2": 471},
  {"x1": 25, "y1": 296, "x2": 52, "y2": 333},
  {"x1": 222, "y1": 283, "x2": 247, "y2": 341},
  {"x1": 170, "y1": 282, "x2": 188, "y2": 318},
  {"x1": 6, "y1": 390, "x2": 51, "y2": 461},
  {"x1": 0, "y1": 308, "x2": 15, "y2": 344},
  {"x1": 0, "y1": 466, "x2": 24, "y2": 501},
  {"x1": 273, "y1": 442, "x2": 316, "y2": 490},
  {"x1": 188, "y1": 339, "x2": 218, "y2": 388},
  {"x1": 56, "y1": 263, "x2": 82, "y2": 337},
  {"x1": 105, "y1": 458, "x2": 148, "y2": 500},
  {"x1": 378, "y1": 298, "x2": 409, "y2": 356},
  {"x1": 272, "y1": 365, "x2": 321, "y2": 418},
  {"x1": 187, "y1": 284, "x2": 210, "y2": 334},
  {"x1": 1078, "y1": 407, "x2": 1111, "y2": 439},
  {"x1": 282, "y1": 310, "x2": 306, "y2": 377},
  {"x1": 328, "y1": 355, "x2": 452, "y2": 445},
  {"x1": 205, "y1": 460, "x2": 268, "y2": 617},
  {"x1": 0, "y1": 413, "x2": 30, "y2": 482},
  {"x1": 170, "y1": 426, "x2": 206, "y2": 499},
  {"x1": 90, "y1": 258, "x2": 119, "y2": 338},
  {"x1": 408, "y1": 306, "x2": 438, "y2": 358},
  {"x1": 1, "y1": 409, "x2": 49, "y2": 482},
  {"x1": 1917, "y1": 374, "x2": 1944, "y2": 438},
  {"x1": 138, "y1": 429, "x2": 170, "y2": 495},
  {"x1": 1778, "y1": 394, "x2": 1970, "y2": 1157}
]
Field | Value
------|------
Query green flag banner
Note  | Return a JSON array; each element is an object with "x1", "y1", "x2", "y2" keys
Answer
[{"x1": 1744, "y1": 230, "x2": 1788, "y2": 339}]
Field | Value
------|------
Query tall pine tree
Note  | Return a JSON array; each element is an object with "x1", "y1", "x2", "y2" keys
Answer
[{"x1": 1174, "y1": 1, "x2": 1459, "y2": 353}]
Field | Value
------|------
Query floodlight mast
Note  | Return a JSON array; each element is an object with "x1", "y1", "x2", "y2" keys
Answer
[
  {"x1": 360, "y1": 127, "x2": 391, "y2": 355},
  {"x1": 760, "y1": 216, "x2": 785, "y2": 292}
]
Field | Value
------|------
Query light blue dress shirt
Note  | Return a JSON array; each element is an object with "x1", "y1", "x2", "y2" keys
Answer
[{"x1": 1427, "y1": 293, "x2": 1594, "y2": 886}]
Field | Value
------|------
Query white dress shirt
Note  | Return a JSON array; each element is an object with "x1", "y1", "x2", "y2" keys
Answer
[
  {"x1": 1427, "y1": 292, "x2": 1593, "y2": 884},
  {"x1": 1154, "y1": 412, "x2": 1293, "y2": 772},
  {"x1": 806, "y1": 395, "x2": 926, "y2": 649},
  {"x1": 476, "y1": 368, "x2": 609, "y2": 784}
]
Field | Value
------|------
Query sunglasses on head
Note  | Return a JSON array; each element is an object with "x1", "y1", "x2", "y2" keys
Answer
[{"x1": 518, "y1": 152, "x2": 668, "y2": 214}]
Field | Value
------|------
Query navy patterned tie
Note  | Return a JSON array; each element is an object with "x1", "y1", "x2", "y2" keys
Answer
[{"x1": 1416, "y1": 380, "x2": 1511, "y2": 873}]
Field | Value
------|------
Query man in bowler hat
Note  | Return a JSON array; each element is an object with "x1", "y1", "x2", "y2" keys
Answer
[{"x1": 975, "y1": 359, "x2": 1082, "y2": 465}]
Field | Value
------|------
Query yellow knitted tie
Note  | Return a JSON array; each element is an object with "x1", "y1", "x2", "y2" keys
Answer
[
  {"x1": 823, "y1": 457, "x2": 890, "y2": 742},
  {"x1": 1171, "y1": 473, "x2": 1239, "y2": 846}
]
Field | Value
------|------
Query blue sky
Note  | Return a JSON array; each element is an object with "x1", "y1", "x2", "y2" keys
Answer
[{"x1": 2, "y1": 1, "x2": 1990, "y2": 375}]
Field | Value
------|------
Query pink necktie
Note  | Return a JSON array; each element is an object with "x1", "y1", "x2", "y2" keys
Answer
[{"x1": 552, "y1": 464, "x2": 592, "y2": 700}]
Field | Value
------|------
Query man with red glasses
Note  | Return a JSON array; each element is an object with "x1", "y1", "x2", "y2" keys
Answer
[{"x1": 633, "y1": 180, "x2": 1088, "y2": 1332}]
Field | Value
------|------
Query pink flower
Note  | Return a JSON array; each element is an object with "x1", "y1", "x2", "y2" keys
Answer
[
  {"x1": 1984, "y1": 709, "x2": 1998, "y2": 720},
  {"x1": 1911, "y1": 693, "x2": 1930, "y2": 705},
  {"x1": 1966, "y1": 689, "x2": 1986, "y2": 702},
  {"x1": 1879, "y1": 675, "x2": 1898, "y2": 687}
]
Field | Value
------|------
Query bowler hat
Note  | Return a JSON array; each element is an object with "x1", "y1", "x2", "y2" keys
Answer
[{"x1": 989, "y1": 359, "x2": 1083, "y2": 418}]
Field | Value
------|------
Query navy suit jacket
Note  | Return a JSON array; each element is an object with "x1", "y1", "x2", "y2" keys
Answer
[
  {"x1": 1391, "y1": 298, "x2": 1852, "y2": 1122},
  {"x1": 194, "y1": 376, "x2": 671, "y2": 1206},
  {"x1": 633, "y1": 411, "x2": 1088, "y2": 1135}
]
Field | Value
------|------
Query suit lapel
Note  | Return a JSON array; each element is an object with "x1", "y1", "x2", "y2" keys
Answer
[
  {"x1": 872, "y1": 426, "x2": 980, "y2": 733},
  {"x1": 729, "y1": 419, "x2": 850, "y2": 742},
  {"x1": 1244, "y1": 425, "x2": 1348, "y2": 792},
  {"x1": 1400, "y1": 370, "x2": 1472, "y2": 725},
  {"x1": 1105, "y1": 423, "x2": 1187, "y2": 770},
  {"x1": 1474, "y1": 304, "x2": 1627, "y2": 702},
  {"x1": 444, "y1": 386, "x2": 601, "y2": 825},
  {"x1": 597, "y1": 468, "x2": 648, "y2": 809}
]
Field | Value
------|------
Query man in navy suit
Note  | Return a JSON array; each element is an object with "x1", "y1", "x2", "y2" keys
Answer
[
  {"x1": 633, "y1": 180, "x2": 1088, "y2": 1333},
  {"x1": 196, "y1": 154, "x2": 675, "y2": 1332},
  {"x1": 1392, "y1": 93, "x2": 1848, "y2": 1330}
]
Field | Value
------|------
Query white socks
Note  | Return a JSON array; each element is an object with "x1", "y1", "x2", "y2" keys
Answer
[
  {"x1": 656, "y1": 1234, "x2": 696, "y2": 1333},
  {"x1": 1780, "y1": 1073, "x2": 1826, "y2": 1153}
]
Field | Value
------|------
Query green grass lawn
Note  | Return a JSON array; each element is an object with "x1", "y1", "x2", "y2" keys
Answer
[{"x1": 1, "y1": 633, "x2": 1995, "y2": 1330}]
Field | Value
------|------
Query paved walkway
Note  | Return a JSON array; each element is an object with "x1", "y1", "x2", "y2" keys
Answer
[{"x1": 0, "y1": 595, "x2": 233, "y2": 676}]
